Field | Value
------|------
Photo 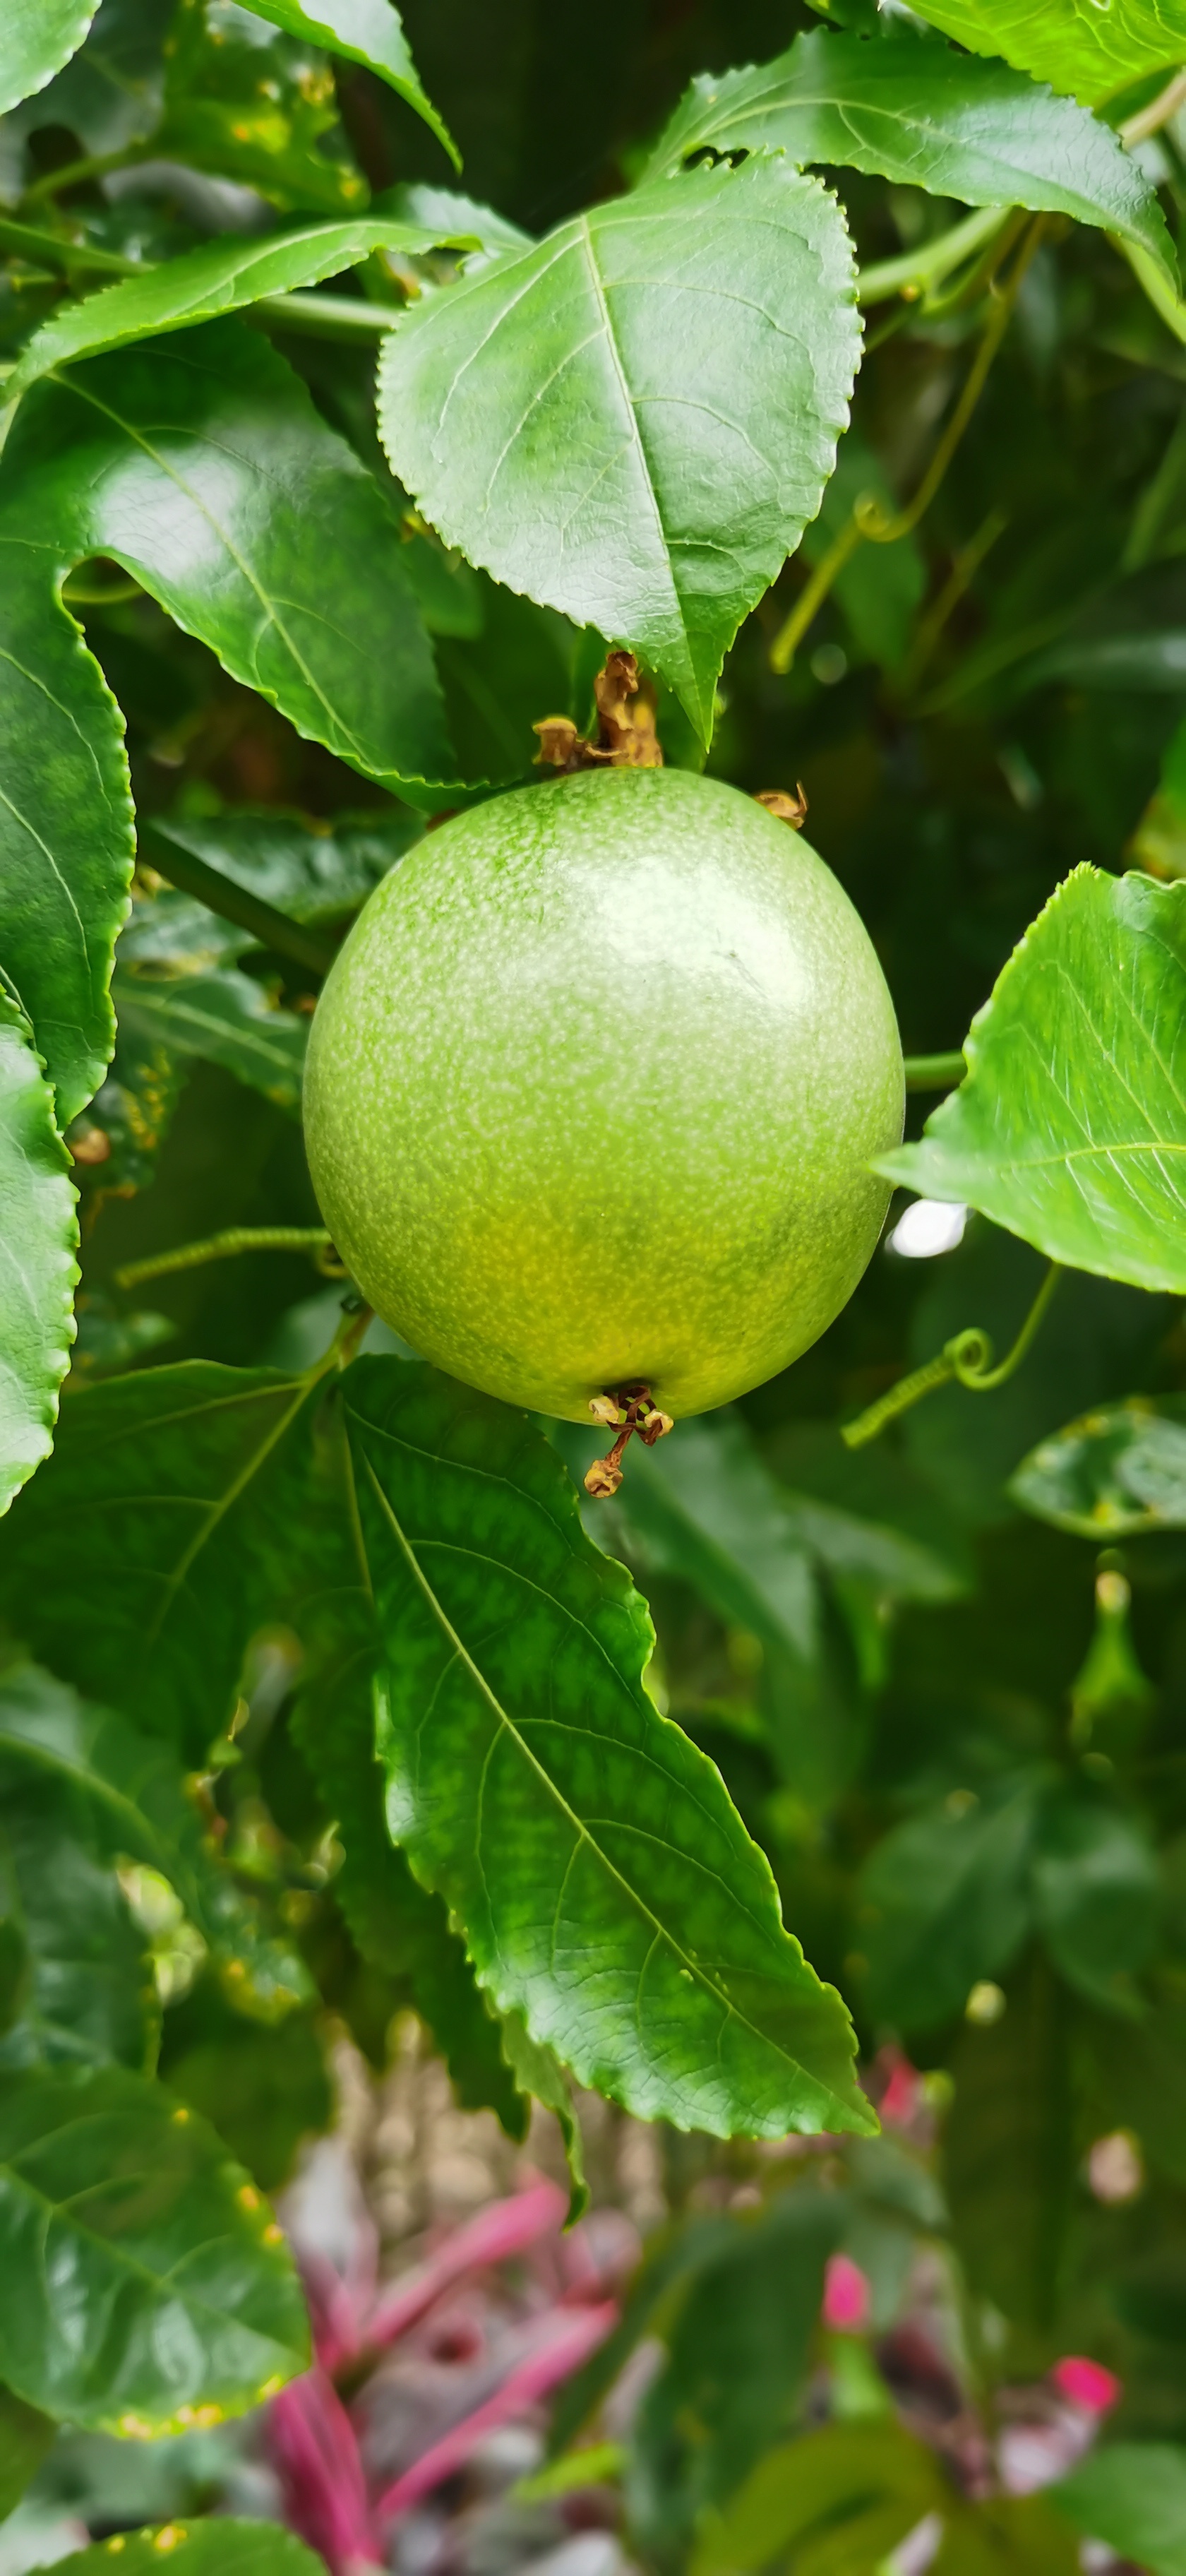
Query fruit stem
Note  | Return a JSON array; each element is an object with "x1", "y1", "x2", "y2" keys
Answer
[
  {"x1": 904, "y1": 1051, "x2": 965, "y2": 1092},
  {"x1": 585, "y1": 1384, "x2": 673, "y2": 1498},
  {"x1": 841, "y1": 1261, "x2": 1062, "y2": 1448},
  {"x1": 114, "y1": 1227, "x2": 343, "y2": 1290}
]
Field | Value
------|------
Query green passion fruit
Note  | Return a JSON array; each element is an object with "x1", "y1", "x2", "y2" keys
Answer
[{"x1": 303, "y1": 766, "x2": 904, "y2": 1424}]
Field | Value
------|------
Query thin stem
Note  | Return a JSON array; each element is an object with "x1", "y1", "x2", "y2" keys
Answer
[
  {"x1": 904, "y1": 1051, "x2": 965, "y2": 1092},
  {"x1": 0, "y1": 217, "x2": 143, "y2": 277},
  {"x1": 856, "y1": 205, "x2": 1009, "y2": 306},
  {"x1": 22, "y1": 145, "x2": 150, "y2": 206},
  {"x1": 140, "y1": 825, "x2": 336, "y2": 977},
  {"x1": 1120, "y1": 66, "x2": 1186, "y2": 146},
  {"x1": 114, "y1": 1227, "x2": 336, "y2": 1291},
  {"x1": 769, "y1": 513, "x2": 865, "y2": 674},
  {"x1": 898, "y1": 506, "x2": 1010, "y2": 695},
  {"x1": 842, "y1": 1261, "x2": 1062, "y2": 1449},
  {"x1": 253, "y1": 289, "x2": 402, "y2": 339}
]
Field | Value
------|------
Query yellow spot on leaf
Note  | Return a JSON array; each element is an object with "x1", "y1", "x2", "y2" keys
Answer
[
  {"x1": 153, "y1": 2528, "x2": 187, "y2": 2553},
  {"x1": 237, "y1": 2185, "x2": 260, "y2": 2212},
  {"x1": 263, "y1": 2222, "x2": 283, "y2": 2246},
  {"x1": 119, "y1": 2415, "x2": 153, "y2": 2440}
]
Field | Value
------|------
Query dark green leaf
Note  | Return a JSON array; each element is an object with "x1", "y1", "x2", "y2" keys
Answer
[
  {"x1": 10, "y1": 213, "x2": 484, "y2": 390},
  {"x1": 630, "y1": 2189, "x2": 841, "y2": 2552},
  {"x1": 0, "y1": 1002, "x2": 78, "y2": 1516},
  {"x1": 0, "y1": 2064, "x2": 309, "y2": 2432},
  {"x1": 1032, "y1": 1784, "x2": 1159, "y2": 2011},
  {"x1": 0, "y1": 1, "x2": 100, "y2": 117},
  {"x1": 1053, "y1": 2443, "x2": 1186, "y2": 2576},
  {"x1": 1012, "y1": 1397, "x2": 1186, "y2": 1536},
  {"x1": 378, "y1": 153, "x2": 861, "y2": 743},
  {"x1": 0, "y1": 1726, "x2": 156, "y2": 2075},
  {"x1": 909, "y1": 0, "x2": 1186, "y2": 108},
  {"x1": 648, "y1": 29, "x2": 1175, "y2": 283},
  {"x1": 497, "y1": 2011, "x2": 589, "y2": 2221},
  {"x1": 112, "y1": 967, "x2": 308, "y2": 1116},
  {"x1": 858, "y1": 1775, "x2": 1041, "y2": 2031},
  {"x1": 347, "y1": 1356, "x2": 875, "y2": 2139},
  {"x1": 0, "y1": 1660, "x2": 313, "y2": 2022},
  {"x1": 1087, "y1": 1999, "x2": 1186, "y2": 2187},
  {"x1": 0, "y1": 1363, "x2": 325, "y2": 1763},
  {"x1": 943, "y1": 1955, "x2": 1074, "y2": 2338},
  {"x1": 0, "y1": 2386, "x2": 55, "y2": 2524},
  {"x1": 877, "y1": 869, "x2": 1186, "y2": 1295},
  {"x1": 64, "y1": 2527, "x2": 328, "y2": 2576},
  {"x1": 242, "y1": 0, "x2": 459, "y2": 167},
  {"x1": 690, "y1": 2420, "x2": 944, "y2": 2576},
  {"x1": 158, "y1": 0, "x2": 366, "y2": 213},
  {"x1": 160, "y1": 1989, "x2": 330, "y2": 2191},
  {"x1": 146, "y1": 804, "x2": 421, "y2": 926},
  {"x1": 76, "y1": 1012, "x2": 184, "y2": 1198},
  {"x1": 800, "y1": 428, "x2": 926, "y2": 674}
]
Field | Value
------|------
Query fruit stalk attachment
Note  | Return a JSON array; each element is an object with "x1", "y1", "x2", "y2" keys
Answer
[
  {"x1": 585, "y1": 1384, "x2": 674, "y2": 1498},
  {"x1": 534, "y1": 652, "x2": 662, "y2": 773},
  {"x1": 841, "y1": 1260, "x2": 1062, "y2": 1449}
]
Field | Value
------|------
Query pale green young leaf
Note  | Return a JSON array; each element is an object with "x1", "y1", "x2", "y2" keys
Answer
[
  {"x1": 63, "y1": 2527, "x2": 328, "y2": 2576},
  {"x1": 112, "y1": 967, "x2": 309, "y2": 1117},
  {"x1": 0, "y1": 2064, "x2": 309, "y2": 2432},
  {"x1": 379, "y1": 181, "x2": 532, "y2": 254},
  {"x1": 907, "y1": 0, "x2": 1186, "y2": 108},
  {"x1": 690, "y1": 2419, "x2": 942, "y2": 2576},
  {"x1": 347, "y1": 1357, "x2": 875, "y2": 2141},
  {"x1": 1011, "y1": 1397, "x2": 1186, "y2": 1536},
  {"x1": 1053, "y1": 2444, "x2": 1186, "y2": 2575},
  {"x1": 10, "y1": 213, "x2": 482, "y2": 392},
  {"x1": 0, "y1": 1003, "x2": 78, "y2": 1518},
  {"x1": 877, "y1": 869, "x2": 1186, "y2": 1294},
  {"x1": 242, "y1": 0, "x2": 460, "y2": 167},
  {"x1": 0, "y1": 2, "x2": 100, "y2": 117},
  {"x1": 648, "y1": 30, "x2": 1176, "y2": 284},
  {"x1": 378, "y1": 153, "x2": 861, "y2": 744}
]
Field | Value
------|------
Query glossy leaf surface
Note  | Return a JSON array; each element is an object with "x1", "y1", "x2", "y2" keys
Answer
[
  {"x1": 1053, "y1": 2443, "x2": 1186, "y2": 2575},
  {"x1": 347, "y1": 1358, "x2": 874, "y2": 2139},
  {"x1": 877, "y1": 869, "x2": 1186, "y2": 1294},
  {"x1": 147, "y1": 805, "x2": 421, "y2": 925},
  {"x1": 909, "y1": 0, "x2": 1186, "y2": 107},
  {"x1": 1012, "y1": 1397, "x2": 1186, "y2": 1536},
  {"x1": 112, "y1": 968, "x2": 309, "y2": 1117},
  {"x1": 0, "y1": 1732, "x2": 155, "y2": 2075},
  {"x1": 243, "y1": 0, "x2": 459, "y2": 165},
  {"x1": 649, "y1": 30, "x2": 1175, "y2": 282},
  {"x1": 0, "y1": 2064, "x2": 309, "y2": 2431},
  {"x1": 10, "y1": 213, "x2": 481, "y2": 390},
  {"x1": 0, "y1": 1, "x2": 100, "y2": 117},
  {"x1": 378, "y1": 153, "x2": 861, "y2": 743},
  {"x1": 0, "y1": 1003, "x2": 78, "y2": 1517},
  {"x1": 65, "y1": 2529, "x2": 328, "y2": 2576},
  {"x1": 0, "y1": 1364, "x2": 323, "y2": 1763}
]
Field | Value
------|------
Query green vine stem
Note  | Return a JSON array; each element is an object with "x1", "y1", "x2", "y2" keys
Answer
[
  {"x1": 904, "y1": 1051, "x2": 965, "y2": 1092},
  {"x1": 855, "y1": 205, "x2": 1010, "y2": 309},
  {"x1": 841, "y1": 1260, "x2": 1062, "y2": 1450},
  {"x1": 140, "y1": 825, "x2": 336, "y2": 977},
  {"x1": 114, "y1": 1227, "x2": 340, "y2": 1291}
]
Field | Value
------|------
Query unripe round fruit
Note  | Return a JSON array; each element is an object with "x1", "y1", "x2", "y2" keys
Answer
[{"x1": 304, "y1": 767, "x2": 903, "y2": 1424}]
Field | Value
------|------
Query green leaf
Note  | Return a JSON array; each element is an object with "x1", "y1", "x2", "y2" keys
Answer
[
  {"x1": 378, "y1": 153, "x2": 861, "y2": 744},
  {"x1": 346, "y1": 1356, "x2": 875, "y2": 2140},
  {"x1": 690, "y1": 2420, "x2": 944, "y2": 2576},
  {"x1": 1087, "y1": 1998, "x2": 1186, "y2": 2187},
  {"x1": 9, "y1": 213, "x2": 484, "y2": 392},
  {"x1": 160, "y1": 1989, "x2": 330, "y2": 2191},
  {"x1": 1053, "y1": 2444, "x2": 1186, "y2": 2576},
  {"x1": 112, "y1": 967, "x2": 309, "y2": 1117},
  {"x1": 857, "y1": 1775, "x2": 1041, "y2": 2032},
  {"x1": 943, "y1": 1955, "x2": 1074, "y2": 2338},
  {"x1": 0, "y1": 1725, "x2": 157, "y2": 2077},
  {"x1": 1032, "y1": 1784, "x2": 1159, "y2": 2011},
  {"x1": 907, "y1": 0, "x2": 1186, "y2": 108},
  {"x1": 157, "y1": 0, "x2": 366, "y2": 214},
  {"x1": 0, "y1": 2387, "x2": 55, "y2": 2524},
  {"x1": 497, "y1": 2011, "x2": 589, "y2": 2222},
  {"x1": 0, "y1": 1660, "x2": 313, "y2": 2022},
  {"x1": 630, "y1": 2190, "x2": 841, "y2": 2553},
  {"x1": 0, "y1": 2063, "x2": 309, "y2": 2432},
  {"x1": 1011, "y1": 1396, "x2": 1186, "y2": 1536},
  {"x1": 0, "y1": 0, "x2": 166, "y2": 203},
  {"x1": 647, "y1": 29, "x2": 1176, "y2": 284},
  {"x1": 0, "y1": 1363, "x2": 325, "y2": 1763},
  {"x1": 876, "y1": 869, "x2": 1186, "y2": 1295},
  {"x1": 60, "y1": 2527, "x2": 328, "y2": 2576},
  {"x1": 146, "y1": 804, "x2": 421, "y2": 926},
  {"x1": 380, "y1": 181, "x2": 532, "y2": 255},
  {"x1": 0, "y1": 1002, "x2": 78, "y2": 1517},
  {"x1": 241, "y1": 0, "x2": 460, "y2": 168},
  {"x1": 0, "y1": 2, "x2": 100, "y2": 117}
]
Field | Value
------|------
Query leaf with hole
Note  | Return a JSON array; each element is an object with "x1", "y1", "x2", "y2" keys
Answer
[
  {"x1": 877, "y1": 869, "x2": 1186, "y2": 1295},
  {"x1": 378, "y1": 152, "x2": 861, "y2": 744},
  {"x1": 648, "y1": 29, "x2": 1176, "y2": 284},
  {"x1": 346, "y1": 1356, "x2": 874, "y2": 2140},
  {"x1": 0, "y1": 1002, "x2": 78, "y2": 1518},
  {"x1": 0, "y1": 2063, "x2": 309, "y2": 2432},
  {"x1": 241, "y1": 0, "x2": 459, "y2": 167}
]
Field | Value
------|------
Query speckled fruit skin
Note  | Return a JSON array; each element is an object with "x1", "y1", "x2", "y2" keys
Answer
[{"x1": 303, "y1": 767, "x2": 904, "y2": 1423}]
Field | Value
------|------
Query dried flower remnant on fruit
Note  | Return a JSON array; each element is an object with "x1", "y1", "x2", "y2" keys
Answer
[
  {"x1": 534, "y1": 651, "x2": 663, "y2": 774},
  {"x1": 584, "y1": 1382, "x2": 673, "y2": 1498},
  {"x1": 755, "y1": 785, "x2": 809, "y2": 830}
]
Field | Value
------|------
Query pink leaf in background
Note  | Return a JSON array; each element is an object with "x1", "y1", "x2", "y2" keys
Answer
[
  {"x1": 375, "y1": 2300, "x2": 618, "y2": 2524},
  {"x1": 269, "y1": 2368, "x2": 384, "y2": 2573},
  {"x1": 822, "y1": 2252, "x2": 870, "y2": 2333},
  {"x1": 364, "y1": 2178, "x2": 569, "y2": 2356}
]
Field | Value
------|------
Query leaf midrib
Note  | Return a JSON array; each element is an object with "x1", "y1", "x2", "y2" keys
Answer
[{"x1": 357, "y1": 1448, "x2": 853, "y2": 2118}]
